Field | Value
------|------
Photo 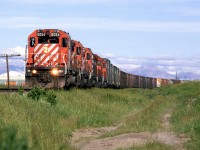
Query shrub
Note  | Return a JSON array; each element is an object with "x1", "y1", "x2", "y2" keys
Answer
[
  {"x1": 46, "y1": 91, "x2": 57, "y2": 106},
  {"x1": 27, "y1": 86, "x2": 46, "y2": 101},
  {"x1": 27, "y1": 86, "x2": 58, "y2": 106},
  {"x1": 18, "y1": 86, "x2": 24, "y2": 96}
]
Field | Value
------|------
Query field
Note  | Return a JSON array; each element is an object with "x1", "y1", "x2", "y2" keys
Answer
[{"x1": 0, "y1": 81, "x2": 200, "y2": 150}]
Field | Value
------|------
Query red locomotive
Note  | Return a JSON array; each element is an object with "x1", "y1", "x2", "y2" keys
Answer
[{"x1": 25, "y1": 29, "x2": 181, "y2": 88}]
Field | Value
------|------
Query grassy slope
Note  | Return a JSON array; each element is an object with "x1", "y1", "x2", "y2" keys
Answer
[{"x1": 0, "y1": 82, "x2": 199, "y2": 149}]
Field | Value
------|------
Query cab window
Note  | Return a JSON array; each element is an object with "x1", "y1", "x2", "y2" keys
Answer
[
  {"x1": 87, "y1": 53, "x2": 91, "y2": 60},
  {"x1": 97, "y1": 60, "x2": 101, "y2": 66},
  {"x1": 38, "y1": 37, "x2": 59, "y2": 44},
  {"x1": 62, "y1": 38, "x2": 67, "y2": 47},
  {"x1": 49, "y1": 37, "x2": 59, "y2": 43},
  {"x1": 30, "y1": 37, "x2": 35, "y2": 47},
  {"x1": 76, "y1": 47, "x2": 81, "y2": 55},
  {"x1": 71, "y1": 42, "x2": 75, "y2": 53}
]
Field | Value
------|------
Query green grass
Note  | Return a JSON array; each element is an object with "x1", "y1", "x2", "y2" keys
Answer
[
  {"x1": 0, "y1": 82, "x2": 200, "y2": 149},
  {"x1": 99, "y1": 91, "x2": 176, "y2": 138},
  {"x1": 0, "y1": 88, "x2": 153, "y2": 149},
  {"x1": 167, "y1": 82, "x2": 200, "y2": 150}
]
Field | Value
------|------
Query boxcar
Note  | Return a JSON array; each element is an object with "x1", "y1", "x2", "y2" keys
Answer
[{"x1": 120, "y1": 71, "x2": 127, "y2": 88}]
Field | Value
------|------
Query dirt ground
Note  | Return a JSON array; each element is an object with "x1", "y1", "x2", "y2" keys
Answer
[{"x1": 70, "y1": 111, "x2": 189, "y2": 150}]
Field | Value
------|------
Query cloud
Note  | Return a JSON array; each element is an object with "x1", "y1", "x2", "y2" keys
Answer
[
  {"x1": 102, "y1": 54, "x2": 200, "y2": 75},
  {"x1": 0, "y1": 46, "x2": 25, "y2": 57},
  {"x1": 5, "y1": 0, "x2": 132, "y2": 5},
  {"x1": 11, "y1": 46, "x2": 25, "y2": 57},
  {"x1": 1, "y1": 16, "x2": 200, "y2": 32},
  {"x1": 0, "y1": 46, "x2": 25, "y2": 69},
  {"x1": 1, "y1": 46, "x2": 200, "y2": 78},
  {"x1": 4, "y1": 0, "x2": 198, "y2": 5},
  {"x1": 167, "y1": 6, "x2": 200, "y2": 17}
]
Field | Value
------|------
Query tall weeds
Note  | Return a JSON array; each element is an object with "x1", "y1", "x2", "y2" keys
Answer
[{"x1": 0, "y1": 82, "x2": 199, "y2": 149}]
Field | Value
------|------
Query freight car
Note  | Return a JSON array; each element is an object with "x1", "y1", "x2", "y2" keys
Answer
[{"x1": 25, "y1": 29, "x2": 181, "y2": 89}]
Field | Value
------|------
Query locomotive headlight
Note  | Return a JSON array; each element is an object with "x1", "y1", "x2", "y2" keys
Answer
[
  {"x1": 32, "y1": 70, "x2": 37, "y2": 74},
  {"x1": 52, "y1": 69, "x2": 58, "y2": 76}
]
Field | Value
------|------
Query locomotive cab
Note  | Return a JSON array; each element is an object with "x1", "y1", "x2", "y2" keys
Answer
[
  {"x1": 70, "y1": 40, "x2": 88, "y2": 87},
  {"x1": 102, "y1": 60, "x2": 108, "y2": 87},
  {"x1": 71, "y1": 40, "x2": 83, "y2": 72},
  {"x1": 84, "y1": 48, "x2": 96, "y2": 87},
  {"x1": 94, "y1": 54, "x2": 103, "y2": 87},
  {"x1": 25, "y1": 29, "x2": 71, "y2": 88}
]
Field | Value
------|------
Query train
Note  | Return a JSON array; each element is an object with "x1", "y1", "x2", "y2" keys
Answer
[{"x1": 25, "y1": 29, "x2": 181, "y2": 89}]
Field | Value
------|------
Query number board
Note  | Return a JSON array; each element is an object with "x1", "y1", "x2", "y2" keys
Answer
[
  {"x1": 37, "y1": 32, "x2": 60, "y2": 37},
  {"x1": 51, "y1": 32, "x2": 60, "y2": 37},
  {"x1": 37, "y1": 32, "x2": 46, "y2": 37}
]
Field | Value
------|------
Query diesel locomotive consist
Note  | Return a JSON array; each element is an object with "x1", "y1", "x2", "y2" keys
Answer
[{"x1": 25, "y1": 29, "x2": 180, "y2": 89}]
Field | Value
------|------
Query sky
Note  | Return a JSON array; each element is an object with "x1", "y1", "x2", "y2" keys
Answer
[{"x1": 0, "y1": 0, "x2": 200, "y2": 75}]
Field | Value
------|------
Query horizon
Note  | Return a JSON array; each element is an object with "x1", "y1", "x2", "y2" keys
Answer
[{"x1": 0, "y1": 64, "x2": 199, "y2": 81}]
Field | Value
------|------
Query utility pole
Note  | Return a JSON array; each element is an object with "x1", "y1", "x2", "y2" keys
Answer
[
  {"x1": 175, "y1": 71, "x2": 179, "y2": 80},
  {"x1": 0, "y1": 54, "x2": 21, "y2": 89}
]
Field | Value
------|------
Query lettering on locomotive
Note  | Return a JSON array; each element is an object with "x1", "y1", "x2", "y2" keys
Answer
[
  {"x1": 51, "y1": 32, "x2": 60, "y2": 37},
  {"x1": 37, "y1": 32, "x2": 46, "y2": 37}
]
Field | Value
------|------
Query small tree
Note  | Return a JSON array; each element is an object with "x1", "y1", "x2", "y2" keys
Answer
[
  {"x1": 27, "y1": 86, "x2": 58, "y2": 106},
  {"x1": 27, "y1": 86, "x2": 46, "y2": 101},
  {"x1": 18, "y1": 86, "x2": 24, "y2": 95},
  {"x1": 46, "y1": 91, "x2": 57, "y2": 106}
]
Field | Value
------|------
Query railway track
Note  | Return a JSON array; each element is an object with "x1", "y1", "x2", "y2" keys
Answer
[{"x1": 0, "y1": 88, "x2": 31, "y2": 93}]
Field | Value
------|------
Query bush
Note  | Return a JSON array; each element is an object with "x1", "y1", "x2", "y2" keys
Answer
[
  {"x1": 27, "y1": 86, "x2": 46, "y2": 101},
  {"x1": 46, "y1": 91, "x2": 57, "y2": 106},
  {"x1": 27, "y1": 86, "x2": 57, "y2": 106},
  {"x1": 18, "y1": 86, "x2": 24, "y2": 96}
]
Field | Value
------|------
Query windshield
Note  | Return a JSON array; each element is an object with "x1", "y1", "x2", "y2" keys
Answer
[
  {"x1": 87, "y1": 53, "x2": 91, "y2": 60},
  {"x1": 38, "y1": 37, "x2": 59, "y2": 44},
  {"x1": 97, "y1": 60, "x2": 101, "y2": 66}
]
